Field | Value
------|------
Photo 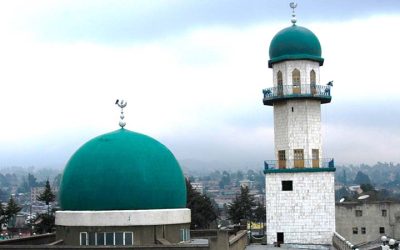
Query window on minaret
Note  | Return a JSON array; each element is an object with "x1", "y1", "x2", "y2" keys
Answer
[
  {"x1": 310, "y1": 70, "x2": 317, "y2": 94},
  {"x1": 282, "y1": 180, "x2": 293, "y2": 191},
  {"x1": 312, "y1": 149, "x2": 319, "y2": 168},
  {"x1": 292, "y1": 69, "x2": 301, "y2": 94},
  {"x1": 277, "y1": 71, "x2": 283, "y2": 96},
  {"x1": 278, "y1": 150, "x2": 286, "y2": 169},
  {"x1": 294, "y1": 149, "x2": 304, "y2": 168},
  {"x1": 310, "y1": 70, "x2": 316, "y2": 84},
  {"x1": 277, "y1": 71, "x2": 283, "y2": 84}
]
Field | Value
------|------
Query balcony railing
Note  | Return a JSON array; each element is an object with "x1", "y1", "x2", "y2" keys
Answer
[
  {"x1": 262, "y1": 84, "x2": 332, "y2": 105},
  {"x1": 264, "y1": 158, "x2": 334, "y2": 171}
]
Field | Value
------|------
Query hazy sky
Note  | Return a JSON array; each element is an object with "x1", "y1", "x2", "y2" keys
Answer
[{"x1": 0, "y1": 0, "x2": 399, "y2": 170}]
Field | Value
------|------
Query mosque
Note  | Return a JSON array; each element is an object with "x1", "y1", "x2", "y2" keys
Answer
[{"x1": 0, "y1": 3, "x2": 344, "y2": 250}]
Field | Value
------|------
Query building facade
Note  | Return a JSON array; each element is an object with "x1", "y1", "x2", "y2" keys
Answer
[
  {"x1": 263, "y1": 15, "x2": 336, "y2": 245},
  {"x1": 336, "y1": 201, "x2": 400, "y2": 245}
]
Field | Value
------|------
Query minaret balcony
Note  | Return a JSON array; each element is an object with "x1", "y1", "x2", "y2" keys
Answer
[
  {"x1": 262, "y1": 84, "x2": 332, "y2": 106},
  {"x1": 263, "y1": 158, "x2": 335, "y2": 174}
]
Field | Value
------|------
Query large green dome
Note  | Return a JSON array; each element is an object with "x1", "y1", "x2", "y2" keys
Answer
[
  {"x1": 268, "y1": 25, "x2": 324, "y2": 68},
  {"x1": 59, "y1": 129, "x2": 186, "y2": 211}
]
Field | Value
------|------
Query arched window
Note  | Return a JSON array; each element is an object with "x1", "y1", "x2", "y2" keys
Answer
[
  {"x1": 310, "y1": 70, "x2": 316, "y2": 94},
  {"x1": 277, "y1": 71, "x2": 283, "y2": 85},
  {"x1": 277, "y1": 71, "x2": 283, "y2": 96},
  {"x1": 292, "y1": 69, "x2": 301, "y2": 94},
  {"x1": 310, "y1": 70, "x2": 316, "y2": 84},
  {"x1": 292, "y1": 69, "x2": 300, "y2": 84}
]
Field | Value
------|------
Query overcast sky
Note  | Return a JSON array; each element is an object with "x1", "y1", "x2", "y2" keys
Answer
[{"x1": 0, "y1": 0, "x2": 399, "y2": 170}]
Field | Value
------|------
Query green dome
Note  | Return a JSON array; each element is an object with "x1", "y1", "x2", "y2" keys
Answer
[
  {"x1": 268, "y1": 25, "x2": 324, "y2": 68},
  {"x1": 59, "y1": 129, "x2": 186, "y2": 211}
]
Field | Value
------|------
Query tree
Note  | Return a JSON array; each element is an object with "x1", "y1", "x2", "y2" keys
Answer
[
  {"x1": 0, "y1": 202, "x2": 5, "y2": 226},
  {"x1": 227, "y1": 186, "x2": 256, "y2": 224},
  {"x1": 186, "y1": 179, "x2": 218, "y2": 229},
  {"x1": 37, "y1": 179, "x2": 56, "y2": 215},
  {"x1": 34, "y1": 213, "x2": 55, "y2": 234},
  {"x1": 4, "y1": 196, "x2": 22, "y2": 227},
  {"x1": 354, "y1": 171, "x2": 371, "y2": 185},
  {"x1": 28, "y1": 174, "x2": 38, "y2": 188},
  {"x1": 254, "y1": 202, "x2": 266, "y2": 234},
  {"x1": 219, "y1": 171, "x2": 231, "y2": 189}
]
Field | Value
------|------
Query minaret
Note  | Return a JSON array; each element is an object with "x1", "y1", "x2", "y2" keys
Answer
[{"x1": 263, "y1": 3, "x2": 335, "y2": 245}]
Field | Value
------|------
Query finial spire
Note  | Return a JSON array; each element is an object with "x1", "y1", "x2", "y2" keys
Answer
[
  {"x1": 115, "y1": 99, "x2": 127, "y2": 128},
  {"x1": 290, "y1": 2, "x2": 297, "y2": 25}
]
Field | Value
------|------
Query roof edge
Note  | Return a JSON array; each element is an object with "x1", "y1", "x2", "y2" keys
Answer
[{"x1": 268, "y1": 54, "x2": 324, "y2": 68}]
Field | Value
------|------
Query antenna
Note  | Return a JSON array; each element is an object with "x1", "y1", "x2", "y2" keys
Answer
[
  {"x1": 115, "y1": 99, "x2": 127, "y2": 128},
  {"x1": 289, "y1": 2, "x2": 298, "y2": 25}
]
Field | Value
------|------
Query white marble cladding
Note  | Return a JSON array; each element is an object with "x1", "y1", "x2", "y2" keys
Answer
[
  {"x1": 274, "y1": 99, "x2": 322, "y2": 167},
  {"x1": 272, "y1": 60, "x2": 320, "y2": 87},
  {"x1": 55, "y1": 208, "x2": 191, "y2": 226},
  {"x1": 265, "y1": 172, "x2": 335, "y2": 244}
]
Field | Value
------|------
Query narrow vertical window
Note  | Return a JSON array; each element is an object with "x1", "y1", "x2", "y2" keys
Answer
[
  {"x1": 124, "y1": 232, "x2": 133, "y2": 245},
  {"x1": 312, "y1": 149, "x2": 319, "y2": 168},
  {"x1": 278, "y1": 150, "x2": 286, "y2": 169},
  {"x1": 310, "y1": 70, "x2": 316, "y2": 94},
  {"x1": 310, "y1": 70, "x2": 316, "y2": 84},
  {"x1": 277, "y1": 71, "x2": 283, "y2": 84},
  {"x1": 361, "y1": 227, "x2": 366, "y2": 234},
  {"x1": 292, "y1": 69, "x2": 301, "y2": 94},
  {"x1": 105, "y1": 232, "x2": 114, "y2": 245},
  {"x1": 80, "y1": 232, "x2": 88, "y2": 246},
  {"x1": 294, "y1": 149, "x2": 304, "y2": 168},
  {"x1": 380, "y1": 227, "x2": 385, "y2": 234},
  {"x1": 97, "y1": 232, "x2": 105, "y2": 246},
  {"x1": 115, "y1": 232, "x2": 124, "y2": 246},
  {"x1": 382, "y1": 210, "x2": 387, "y2": 217},
  {"x1": 277, "y1": 71, "x2": 283, "y2": 96},
  {"x1": 88, "y1": 232, "x2": 96, "y2": 245}
]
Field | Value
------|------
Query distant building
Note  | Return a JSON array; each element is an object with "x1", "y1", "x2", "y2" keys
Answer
[
  {"x1": 263, "y1": 6, "x2": 335, "y2": 245},
  {"x1": 191, "y1": 182, "x2": 204, "y2": 194},
  {"x1": 30, "y1": 187, "x2": 44, "y2": 202},
  {"x1": 336, "y1": 201, "x2": 400, "y2": 245}
]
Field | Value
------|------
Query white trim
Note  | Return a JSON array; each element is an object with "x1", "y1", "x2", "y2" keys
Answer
[
  {"x1": 56, "y1": 208, "x2": 191, "y2": 226},
  {"x1": 80, "y1": 232, "x2": 88, "y2": 246}
]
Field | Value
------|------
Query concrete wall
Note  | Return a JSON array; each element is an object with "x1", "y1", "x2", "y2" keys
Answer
[
  {"x1": 0, "y1": 246, "x2": 209, "y2": 250},
  {"x1": 265, "y1": 171, "x2": 335, "y2": 244},
  {"x1": 56, "y1": 223, "x2": 190, "y2": 246},
  {"x1": 336, "y1": 202, "x2": 400, "y2": 245},
  {"x1": 0, "y1": 230, "x2": 248, "y2": 250},
  {"x1": 0, "y1": 233, "x2": 56, "y2": 245}
]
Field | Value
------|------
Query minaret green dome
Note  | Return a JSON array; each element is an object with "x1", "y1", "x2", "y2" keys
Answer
[
  {"x1": 268, "y1": 25, "x2": 324, "y2": 68},
  {"x1": 59, "y1": 129, "x2": 186, "y2": 211}
]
